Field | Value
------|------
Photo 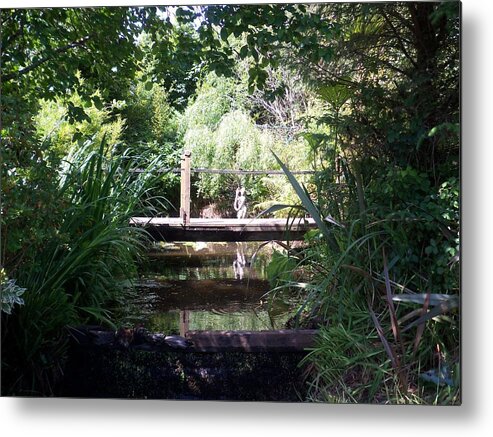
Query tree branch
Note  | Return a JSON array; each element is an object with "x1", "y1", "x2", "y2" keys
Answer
[
  {"x1": 381, "y1": 11, "x2": 418, "y2": 69},
  {"x1": 2, "y1": 35, "x2": 91, "y2": 82}
]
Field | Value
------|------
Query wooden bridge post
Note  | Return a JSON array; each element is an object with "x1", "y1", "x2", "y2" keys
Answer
[{"x1": 180, "y1": 150, "x2": 191, "y2": 225}]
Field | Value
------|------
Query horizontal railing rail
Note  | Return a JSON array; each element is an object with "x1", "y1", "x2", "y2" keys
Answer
[{"x1": 130, "y1": 167, "x2": 317, "y2": 175}]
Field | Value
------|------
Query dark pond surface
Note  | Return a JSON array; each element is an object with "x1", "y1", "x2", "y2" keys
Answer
[{"x1": 126, "y1": 242, "x2": 300, "y2": 335}]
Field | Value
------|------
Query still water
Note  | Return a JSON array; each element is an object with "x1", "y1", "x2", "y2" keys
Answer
[{"x1": 127, "y1": 242, "x2": 299, "y2": 335}]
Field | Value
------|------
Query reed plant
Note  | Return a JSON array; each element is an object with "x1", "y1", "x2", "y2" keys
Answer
[{"x1": 1, "y1": 137, "x2": 165, "y2": 395}]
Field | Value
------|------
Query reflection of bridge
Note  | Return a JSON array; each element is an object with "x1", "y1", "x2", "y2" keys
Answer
[{"x1": 131, "y1": 151, "x2": 317, "y2": 241}]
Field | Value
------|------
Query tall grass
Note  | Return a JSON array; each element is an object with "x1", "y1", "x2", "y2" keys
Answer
[
  {"x1": 1, "y1": 137, "x2": 165, "y2": 395},
  {"x1": 270, "y1": 154, "x2": 460, "y2": 404}
]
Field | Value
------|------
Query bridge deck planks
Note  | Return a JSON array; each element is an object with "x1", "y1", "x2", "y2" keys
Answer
[{"x1": 131, "y1": 217, "x2": 317, "y2": 241}]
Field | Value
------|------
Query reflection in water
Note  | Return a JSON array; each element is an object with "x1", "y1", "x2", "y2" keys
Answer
[
  {"x1": 180, "y1": 310, "x2": 190, "y2": 337},
  {"x1": 233, "y1": 242, "x2": 247, "y2": 280},
  {"x1": 127, "y1": 242, "x2": 299, "y2": 334}
]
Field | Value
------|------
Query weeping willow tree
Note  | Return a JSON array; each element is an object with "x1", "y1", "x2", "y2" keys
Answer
[{"x1": 179, "y1": 73, "x2": 313, "y2": 214}]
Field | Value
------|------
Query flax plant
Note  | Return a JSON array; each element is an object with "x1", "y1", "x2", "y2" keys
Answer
[
  {"x1": 269, "y1": 155, "x2": 460, "y2": 404},
  {"x1": 1, "y1": 137, "x2": 165, "y2": 395}
]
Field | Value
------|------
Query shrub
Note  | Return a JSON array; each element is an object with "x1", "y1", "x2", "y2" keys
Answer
[{"x1": 34, "y1": 90, "x2": 125, "y2": 158}]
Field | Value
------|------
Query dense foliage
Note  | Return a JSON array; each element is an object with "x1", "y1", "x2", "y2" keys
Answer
[
  {"x1": 191, "y1": 1, "x2": 460, "y2": 403},
  {"x1": 1, "y1": 3, "x2": 459, "y2": 402}
]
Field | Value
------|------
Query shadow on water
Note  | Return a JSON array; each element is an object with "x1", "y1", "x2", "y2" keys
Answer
[{"x1": 125, "y1": 242, "x2": 299, "y2": 334}]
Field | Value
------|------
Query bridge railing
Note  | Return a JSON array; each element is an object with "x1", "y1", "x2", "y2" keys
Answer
[
  {"x1": 131, "y1": 167, "x2": 316, "y2": 175},
  {"x1": 133, "y1": 151, "x2": 317, "y2": 225}
]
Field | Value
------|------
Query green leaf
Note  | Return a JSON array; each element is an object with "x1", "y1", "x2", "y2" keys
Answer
[
  {"x1": 271, "y1": 151, "x2": 339, "y2": 252},
  {"x1": 239, "y1": 45, "x2": 249, "y2": 59},
  {"x1": 92, "y1": 96, "x2": 104, "y2": 110},
  {"x1": 72, "y1": 131, "x2": 83, "y2": 143},
  {"x1": 266, "y1": 250, "x2": 297, "y2": 287},
  {"x1": 220, "y1": 27, "x2": 229, "y2": 41},
  {"x1": 428, "y1": 126, "x2": 438, "y2": 137},
  {"x1": 252, "y1": 48, "x2": 259, "y2": 62}
]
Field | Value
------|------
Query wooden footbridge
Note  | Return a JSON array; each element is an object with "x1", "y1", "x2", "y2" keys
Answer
[
  {"x1": 131, "y1": 217, "x2": 316, "y2": 242},
  {"x1": 131, "y1": 151, "x2": 317, "y2": 242}
]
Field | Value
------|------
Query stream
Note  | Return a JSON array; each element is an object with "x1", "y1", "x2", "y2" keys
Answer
[
  {"x1": 125, "y1": 241, "x2": 301, "y2": 335},
  {"x1": 62, "y1": 241, "x2": 309, "y2": 400}
]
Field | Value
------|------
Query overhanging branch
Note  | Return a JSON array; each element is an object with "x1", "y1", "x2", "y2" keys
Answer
[{"x1": 2, "y1": 35, "x2": 91, "y2": 82}]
